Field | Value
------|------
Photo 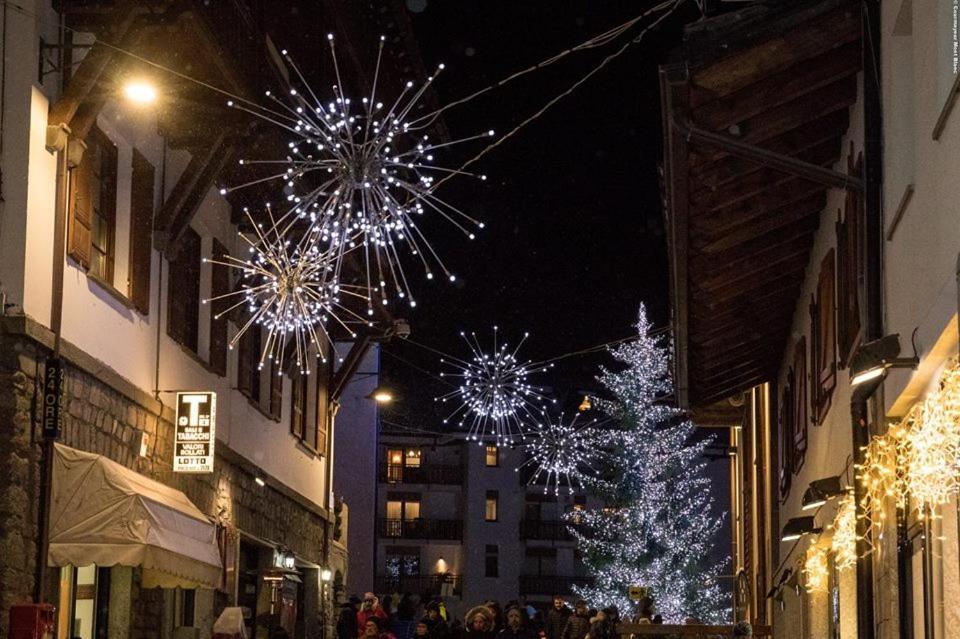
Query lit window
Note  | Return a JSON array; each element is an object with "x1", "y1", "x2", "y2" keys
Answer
[
  {"x1": 405, "y1": 449, "x2": 422, "y2": 468},
  {"x1": 485, "y1": 490, "x2": 498, "y2": 521},
  {"x1": 485, "y1": 445, "x2": 499, "y2": 467}
]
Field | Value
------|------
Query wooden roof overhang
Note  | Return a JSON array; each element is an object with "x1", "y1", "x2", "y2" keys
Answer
[{"x1": 661, "y1": 0, "x2": 862, "y2": 409}]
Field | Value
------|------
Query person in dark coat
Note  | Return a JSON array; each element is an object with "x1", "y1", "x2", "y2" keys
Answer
[
  {"x1": 422, "y1": 601, "x2": 449, "y2": 639},
  {"x1": 338, "y1": 598, "x2": 361, "y2": 639},
  {"x1": 545, "y1": 597, "x2": 570, "y2": 639},
  {"x1": 560, "y1": 601, "x2": 591, "y2": 639},
  {"x1": 497, "y1": 606, "x2": 538, "y2": 639}
]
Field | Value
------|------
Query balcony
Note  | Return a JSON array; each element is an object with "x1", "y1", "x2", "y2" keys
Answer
[
  {"x1": 375, "y1": 574, "x2": 463, "y2": 598},
  {"x1": 378, "y1": 518, "x2": 463, "y2": 541},
  {"x1": 518, "y1": 575, "x2": 594, "y2": 596},
  {"x1": 380, "y1": 464, "x2": 463, "y2": 485},
  {"x1": 519, "y1": 519, "x2": 576, "y2": 541}
]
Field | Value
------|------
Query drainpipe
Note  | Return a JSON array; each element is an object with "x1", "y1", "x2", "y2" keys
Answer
[{"x1": 856, "y1": 1, "x2": 882, "y2": 638}]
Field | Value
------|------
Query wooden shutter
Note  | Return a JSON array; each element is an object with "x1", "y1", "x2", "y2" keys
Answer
[
  {"x1": 290, "y1": 371, "x2": 306, "y2": 439},
  {"x1": 836, "y1": 149, "x2": 863, "y2": 368},
  {"x1": 315, "y1": 354, "x2": 331, "y2": 455},
  {"x1": 97, "y1": 131, "x2": 118, "y2": 283},
  {"x1": 166, "y1": 228, "x2": 201, "y2": 352},
  {"x1": 777, "y1": 382, "x2": 793, "y2": 502},
  {"x1": 128, "y1": 149, "x2": 154, "y2": 314},
  {"x1": 269, "y1": 360, "x2": 283, "y2": 419},
  {"x1": 238, "y1": 327, "x2": 261, "y2": 402},
  {"x1": 792, "y1": 337, "x2": 808, "y2": 472},
  {"x1": 67, "y1": 138, "x2": 95, "y2": 268},
  {"x1": 209, "y1": 239, "x2": 229, "y2": 377},
  {"x1": 810, "y1": 251, "x2": 836, "y2": 424}
]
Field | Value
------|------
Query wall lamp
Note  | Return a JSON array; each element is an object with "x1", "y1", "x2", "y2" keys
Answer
[
  {"x1": 781, "y1": 516, "x2": 822, "y2": 542},
  {"x1": 849, "y1": 333, "x2": 918, "y2": 399},
  {"x1": 801, "y1": 476, "x2": 845, "y2": 511},
  {"x1": 366, "y1": 384, "x2": 395, "y2": 404}
]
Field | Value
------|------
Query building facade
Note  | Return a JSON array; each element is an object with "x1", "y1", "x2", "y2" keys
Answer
[
  {"x1": 374, "y1": 429, "x2": 593, "y2": 619},
  {"x1": 663, "y1": 0, "x2": 960, "y2": 637},
  {"x1": 0, "y1": 1, "x2": 411, "y2": 637}
]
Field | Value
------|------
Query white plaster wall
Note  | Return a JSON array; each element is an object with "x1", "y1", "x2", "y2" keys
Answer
[
  {"x1": 881, "y1": 0, "x2": 960, "y2": 416},
  {"x1": 772, "y1": 75, "x2": 865, "y2": 638},
  {"x1": 9, "y1": 60, "x2": 331, "y2": 509}
]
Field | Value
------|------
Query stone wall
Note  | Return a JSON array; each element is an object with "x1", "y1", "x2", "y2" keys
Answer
[{"x1": 0, "y1": 319, "x2": 331, "y2": 637}]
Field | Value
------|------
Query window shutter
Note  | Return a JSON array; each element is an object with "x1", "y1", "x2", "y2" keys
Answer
[
  {"x1": 792, "y1": 337, "x2": 808, "y2": 471},
  {"x1": 238, "y1": 327, "x2": 261, "y2": 402},
  {"x1": 67, "y1": 141, "x2": 94, "y2": 268},
  {"x1": 166, "y1": 228, "x2": 201, "y2": 352},
  {"x1": 290, "y1": 371, "x2": 306, "y2": 439},
  {"x1": 270, "y1": 360, "x2": 283, "y2": 420},
  {"x1": 811, "y1": 250, "x2": 836, "y2": 424},
  {"x1": 315, "y1": 355, "x2": 331, "y2": 455},
  {"x1": 128, "y1": 149, "x2": 154, "y2": 315},
  {"x1": 777, "y1": 382, "x2": 792, "y2": 502},
  {"x1": 836, "y1": 149, "x2": 863, "y2": 367},
  {"x1": 209, "y1": 239, "x2": 229, "y2": 376},
  {"x1": 98, "y1": 132, "x2": 118, "y2": 283}
]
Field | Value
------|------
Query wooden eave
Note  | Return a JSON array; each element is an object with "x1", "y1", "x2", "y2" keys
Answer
[{"x1": 661, "y1": 0, "x2": 861, "y2": 409}]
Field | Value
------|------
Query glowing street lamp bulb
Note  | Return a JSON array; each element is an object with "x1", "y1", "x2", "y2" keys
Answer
[{"x1": 124, "y1": 81, "x2": 157, "y2": 104}]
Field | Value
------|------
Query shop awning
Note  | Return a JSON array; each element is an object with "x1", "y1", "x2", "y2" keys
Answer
[{"x1": 48, "y1": 443, "x2": 222, "y2": 589}]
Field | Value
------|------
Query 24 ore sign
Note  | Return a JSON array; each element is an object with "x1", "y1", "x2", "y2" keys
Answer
[{"x1": 174, "y1": 392, "x2": 216, "y2": 473}]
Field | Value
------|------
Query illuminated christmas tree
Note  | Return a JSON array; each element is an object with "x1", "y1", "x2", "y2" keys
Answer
[{"x1": 571, "y1": 304, "x2": 729, "y2": 623}]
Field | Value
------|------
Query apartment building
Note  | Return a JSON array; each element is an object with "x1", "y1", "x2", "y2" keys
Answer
[{"x1": 373, "y1": 428, "x2": 593, "y2": 619}]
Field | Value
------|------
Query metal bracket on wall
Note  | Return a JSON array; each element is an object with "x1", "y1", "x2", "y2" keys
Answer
[{"x1": 38, "y1": 37, "x2": 93, "y2": 82}]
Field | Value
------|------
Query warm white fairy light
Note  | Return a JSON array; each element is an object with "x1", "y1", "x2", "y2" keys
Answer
[
  {"x1": 516, "y1": 412, "x2": 604, "y2": 496},
  {"x1": 203, "y1": 206, "x2": 370, "y2": 374},
  {"x1": 224, "y1": 34, "x2": 492, "y2": 316},
  {"x1": 435, "y1": 327, "x2": 554, "y2": 445},
  {"x1": 831, "y1": 492, "x2": 857, "y2": 571},
  {"x1": 803, "y1": 545, "x2": 830, "y2": 594}
]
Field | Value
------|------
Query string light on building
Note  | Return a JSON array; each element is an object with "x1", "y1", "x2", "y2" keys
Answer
[
  {"x1": 203, "y1": 206, "x2": 369, "y2": 374},
  {"x1": 830, "y1": 492, "x2": 857, "y2": 571},
  {"x1": 224, "y1": 34, "x2": 493, "y2": 316},
  {"x1": 435, "y1": 327, "x2": 554, "y2": 445},
  {"x1": 856, "y1": 431, "x2": 906, "y2": 538},
  {"x1": 903, "y1": 363, "x2": 960, "y2": 510},
  {"x1": 516, "y1": 412, "x2": 605, "y2": 496},
  {"x1": 803, "y1": 545, "x2": 829, "y2": 594}
]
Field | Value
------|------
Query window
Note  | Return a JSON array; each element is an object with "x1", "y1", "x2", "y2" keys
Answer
[
  {"x1": 405, "y1": 449, "x2": 422, "y2": 468},
  {"x1": 485, "y1": 545, "x2": 499, "y2": 578},
  {"x1": 524, "y1": 547, "x2": 557, "y2": 576},
  {"x1": 208, "y1": 239, "x2": 229, "y2": 376},
  {"x1": 180, "y1": 589, "x2": 196, "y2": 627},
  {"x1": 571, "y1": 495, "x2": 586, "y2": 523},
  {"x1": 56, "y1": 565, "x2": 111, "y2": 638},
  {"x1": 166, "y1": 228, "x2": 201, "y2": 352},
  {"x1": 69, "y1": 126, "x2": 118, "y2": 281},
  {"x1": 810, "y1": 250, "x2": 836, "y2": 424},
  {"x1": 485, "y1": 490, "x2": 499, "y2": 522},
  {"x1": 385, "y1": 547, "x2": 420, "y2": 579},
  {"x1": 836, "y1": 150, "x2": 863, "y2": 368},
  {"x1": 385, "y1": 447, "x2": 421, "y2": 482},
  {"x1": 128, "y1": 149, "x2": 154, "y2": 314},
  {"x1": 385, "y1": 493, "x2": 421, "y2": 538},
  {"x1": 485, "y1": 445, "x2": 499, "y2": 467}
]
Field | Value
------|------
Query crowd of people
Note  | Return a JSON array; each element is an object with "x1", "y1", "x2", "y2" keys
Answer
[{"x1": 335, "y1": 593, "x2": 753, "y2": 639}]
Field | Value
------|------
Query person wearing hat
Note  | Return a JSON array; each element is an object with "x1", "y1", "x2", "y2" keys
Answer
[
  {"x1": 358, "y1": 593, "x2": 390, "y2": 637},
  {"x1": 464, "y1": 605, "x2": 496, "y2": 639},
  {"x1": 422, "y1": 601, "x2": 449, "y2": 639}
]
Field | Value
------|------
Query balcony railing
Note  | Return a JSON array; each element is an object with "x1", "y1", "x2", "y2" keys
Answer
[
  {"x1": 378, "y1": 518, "x2": 463, "y2": 541},
  {"x1": 380, "y1": 464, "x2": 463, "y2": 485},
  {"x1": 519, "y1": 575, "x2": 594, "y2": 596},
  {"x1": 375, "y1": 574, "x2": 463, "y2": 598},
  {"x1": 519, "y1": 519, "x2": 576, "y2": 541}
]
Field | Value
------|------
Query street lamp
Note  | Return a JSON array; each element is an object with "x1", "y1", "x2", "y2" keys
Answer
[
  {"x1": 780, "y1": 516, "x2": 822, "y2": 542},
  {"x1": 849, "y1": 333, "x2": 918, "y2": 399},
  {"x1": 320, "y1": 568, "x2": 333, "y2": 639},
  {"x1": 801, "y1": 476, "x2": 845, "y2": 511},
  {"x1": 123, "y1": 80, "x2": 158, "y2": 105},
  {"x1": 367, "y1": 384, "x2": 395, "y2": 404}
]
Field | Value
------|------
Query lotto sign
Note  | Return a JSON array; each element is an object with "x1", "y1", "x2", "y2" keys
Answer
[{"x1": 174, "y1": 392, "x2": 216, "y2": 473}]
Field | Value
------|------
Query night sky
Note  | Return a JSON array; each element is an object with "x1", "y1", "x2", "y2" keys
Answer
[{"x1": 378, "y1": 1, "x2": 698, "y2": 425}]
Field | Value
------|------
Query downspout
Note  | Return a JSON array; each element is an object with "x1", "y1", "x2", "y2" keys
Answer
[{"x1": 855, "y1": 1, "x2": 883, "y2": 638}]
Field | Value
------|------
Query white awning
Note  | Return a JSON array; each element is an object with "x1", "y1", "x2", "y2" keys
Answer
[{"x1": 48, "y1": 443, "x2": 222, "y2": 589}]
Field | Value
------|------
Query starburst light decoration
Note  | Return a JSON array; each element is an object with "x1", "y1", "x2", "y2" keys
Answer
[
  {"x1": 224, "y1": 34, "x2": 493, "y2": 316},
  {"x1": 516, "y1": 412, "x2": 605, "y2": 496},
  {"x1": 435, "y1": 327, "x2": 554, "y2": 444},
  {"x1": 203, "y1": 206, "x2": 370, "y2": 375}
]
